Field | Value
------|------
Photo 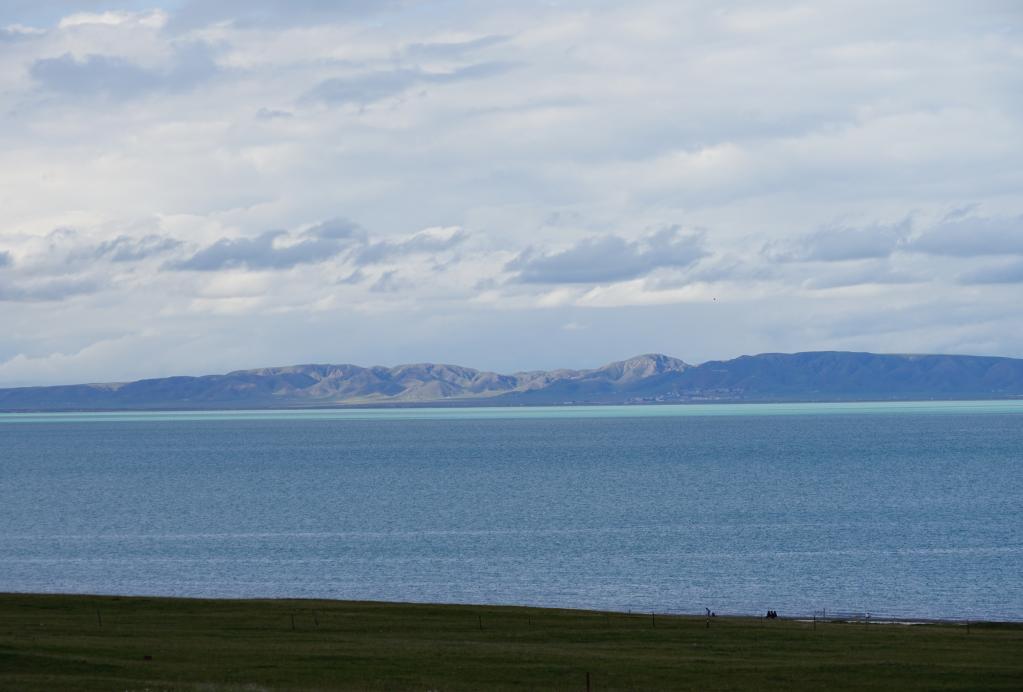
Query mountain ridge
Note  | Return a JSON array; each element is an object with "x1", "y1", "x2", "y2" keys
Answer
[{"x1": 1, "y1": 351, "x2": 1022, "y2": 411}]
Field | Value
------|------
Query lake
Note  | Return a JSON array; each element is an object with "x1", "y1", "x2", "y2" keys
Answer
[{"x1": 1, "y1": 401, "x2": 1021, "y2": 620}]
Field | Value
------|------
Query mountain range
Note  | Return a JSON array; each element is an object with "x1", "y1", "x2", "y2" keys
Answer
[{"x1": 1, "y1": 351, "x2": 1022, "y2": 411}]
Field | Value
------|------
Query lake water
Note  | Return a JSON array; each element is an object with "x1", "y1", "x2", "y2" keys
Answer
[{"x1": 2, "y1": 402, "x2": 1021, "y2": 620}]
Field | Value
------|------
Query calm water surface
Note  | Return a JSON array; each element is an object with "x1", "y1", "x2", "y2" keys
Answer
[{"x1": 1, "y1": 402, "x2": 1021, "y2": 619}]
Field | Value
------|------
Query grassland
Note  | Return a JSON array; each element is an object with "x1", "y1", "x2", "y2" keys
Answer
[{"x1": 1, "y1": 593, "x2": 1020, "y2": 691}]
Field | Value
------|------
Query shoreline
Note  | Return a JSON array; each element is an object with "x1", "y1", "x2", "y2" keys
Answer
[
  {"x1": 3, "y1": 398, "x2": 1023, "y2": 421},
  {"x1": 4, "y1": 396, "x2": 1023, "y2": 415},
  {"x1": 4, "y1": 591, "x2": 1020, "y2": 626}
]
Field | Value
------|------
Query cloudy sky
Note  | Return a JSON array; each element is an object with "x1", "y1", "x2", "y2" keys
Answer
[{"x1": 0, "y1": 1, "x2": 1021, "y2": 385}]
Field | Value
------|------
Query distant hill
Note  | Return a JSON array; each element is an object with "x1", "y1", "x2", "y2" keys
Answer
[{"x1": 1, "y1": 351, "x2": 1022, "y2": 411}]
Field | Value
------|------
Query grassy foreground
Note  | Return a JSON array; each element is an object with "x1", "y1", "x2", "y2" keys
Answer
[{"x1": 1, "y1": 594, "x2": 1020, "y2": 691}]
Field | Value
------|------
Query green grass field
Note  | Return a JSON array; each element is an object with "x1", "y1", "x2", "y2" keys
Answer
[{"x1": 1, "y1": 593, "x2": 1020, "y2": 691}]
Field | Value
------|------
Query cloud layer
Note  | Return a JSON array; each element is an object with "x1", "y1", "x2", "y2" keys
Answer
[
  {"x1": 0, "y1": 0, "x2": 1021, "y2": 385},
  {"x1": 508, "y1": 227, "x2": 706, "y2": 284},
  {"x1": 31, "y1": 41, "x2": 216, "y2": 98}
]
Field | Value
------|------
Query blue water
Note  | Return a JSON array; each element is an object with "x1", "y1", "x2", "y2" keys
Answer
[{"x1": 1, "y1": 402, "x2": 1021, "y2": 620}]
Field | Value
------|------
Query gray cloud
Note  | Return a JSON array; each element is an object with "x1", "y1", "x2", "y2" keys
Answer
[
  {"x1": 957, "y1": 260, "x2": 1023, "y2": 285},
  {"x1": 651, "y1": 255, "x2": 774, "y2": 289},
  {"x1": 304, "y1": 62, "x2": 512, "y2": 106},
  {"x1": 370, "y1": 269, "x2": 409, "y2": 293},
  {"x1": 0, "y1": 276, "x2": 100, "y2": 302},
  {"x1": 909, "y1": 214, "x2": 1023, "y2": 257},
  {"x1": 769, "y1": 214, "x2": 1023, "y2": 264},
  {"x1": 337, "y1": 269, "x2": 366, "y2": 285},
  {"x1": 171, "y1": 219, "x2": 464, "y2": 272},
  {"x1": 19, "y1": 229, "x2": 183, "y2": 271},
  {"x1": 94, "y1": 234, "x2": 183, "y2": 262},
  {"x1": 1, "y1": 26, "x2": 37, "y2": 42},
  {"x1": 508, "y1": 227, "x2": 707, "y2": 284},
  {"x1": 256, "y1": 107, "x2": 293, "y2": 120},
  {"x1": 166, "y1": 0, "x2": 405, "y2": 30},
  {"x1": 802, "y1": 263, "x2": 922, "y2": 290},
  {"x1": 0, "y1": 1, "x2": 121, "y2": 25},
  {"x1": 769, "y1": 221, "x2": 911, "y2": 262},
  {"x1": 0, "y1": 251, "x2": 10, "y2": 268},
  {"x1": 305, "y1": 218, "x2": 365, "y2": 241},
  {"x1": 404, "y1": 35, "x2": 509, "y2": 60},
  {"x1": 30, "y1": 42, "x2": 217, "y2": 98},
  {"x1": 167, "y1": 218, "x2": 365, "y2": 271},
  {"x1": 354, "y1": 228, "x2": 467, "y2": 265}
]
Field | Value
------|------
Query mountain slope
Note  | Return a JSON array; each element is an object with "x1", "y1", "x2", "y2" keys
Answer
[
  {"x1": 0, "y1": 351, "x2": 1021, "y2": 411},
  {"x1": 668, "y1": 351, "x2": 1023, "y2": 400}
]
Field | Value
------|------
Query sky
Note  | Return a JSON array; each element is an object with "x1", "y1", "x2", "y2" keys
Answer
[{"x1": 0, "y1": 1, "x2": 1021, "y2": 386}]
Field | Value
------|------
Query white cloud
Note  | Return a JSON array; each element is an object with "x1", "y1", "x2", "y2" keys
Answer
[{"x1": 58, "y1": 10, "x2": 168, "y2": 29}]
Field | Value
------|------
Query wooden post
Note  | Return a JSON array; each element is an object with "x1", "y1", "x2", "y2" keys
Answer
[
  {"x1": 586, "y1": 671, "x2": 591, "y2": 692},
  {"x1": 313, "y1": 611, "x2": 319, "y2": 627},
  {"x1": 651, "y1": 613, "x2": 656, "y2": 628},
  {"x1": 478, "y1": 615, "x2": 483, "y2": 631},
  {"x1": 290, "y1": 614, "x2": 295, "y2": 631},
  {"x1": 96, "y1": 608, "x2": 102, "y2": 628}
]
